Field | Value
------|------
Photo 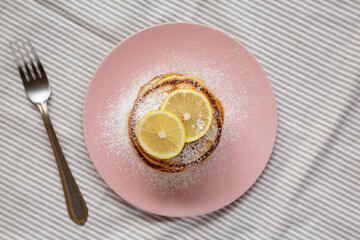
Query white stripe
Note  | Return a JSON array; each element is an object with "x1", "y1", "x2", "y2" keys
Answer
[
  {"x1": 0, "y1": 185, "x2": 76, "y2": 239},
  {"x1": 0, "y1": 212, "x2": 48, "y2": 240},
  {"x1": 198, "y1": 1, "x2": 360, "y2": 86},
  {"x1": 266, "y1": 64, "x2": 357, "y2": 116},
  {"x1": 0, "y1": 11, "x2": 103, "y2": 68},
  {"x1": 132, "y1": 1, "x2": 358, "y2": 137},
  {"x1": 278, "y1": 113, "x2": 356, "y2": 159},
  {"x1": 265, "y1": 153, "x2": 360, "y2": 218},
  {"x1": 0, "y1": 128, "x2": 209, "y2": 239},
  {"x1": 91, "y1": 1, "x2": 152, "y2": 31},
  {"x1": 0, "y1": 212, "x2": 43, "y2": 240},
  {"x1": 0, "y1": 105, "x2": 94, "y2": 168},
  {"x1": 0, "y1": 135, "x2": 105, "y2": 197},
  {"x1": 213, "y1": 1, "x2": 360, "y2": 71},
  {"x1": 272, "y1": 83, "x2": 360, "y2": 136},
  {"x1": 252, "y1": 187, "x2": 357, "y2": 239},
  {"x1": 308, "y1": 0, "x2": 359, "y2": 19},
  {"x1": 275, "y1": 135, "x2": 360, "y2": 195},
  {"x1": 181, "y1": 0, "x2": 359, "y2": 61},
  {"x1": 278, "y1": 0, "x2": 357, "y2": 35},
  {"x1": 255, "y1": 1, "x2": 359, "y2": 56},
  {"x1": 70, "y1": 0, "x2": 138, "y2": 36},
  {"x1": 322, "y1": 0, "x2": 360, "y2": 17},
  {"x1": 162, "y1": 1, "x2": 358, "y2": 98},
  {"x1": 0, "y1": 169, "x2": 149, "y2": 240},
  {"x1": 258, "y1": 174, "x2": 360, "y2": 237}
]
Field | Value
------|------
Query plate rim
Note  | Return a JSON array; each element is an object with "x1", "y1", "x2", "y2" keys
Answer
[{"x1": 82, "y1": 22, "x2": 278, "y2": 217}]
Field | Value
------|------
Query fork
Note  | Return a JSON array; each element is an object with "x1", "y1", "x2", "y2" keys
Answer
[{"x1": 10, "y1": 39, "x2": 88, "y2": 225}]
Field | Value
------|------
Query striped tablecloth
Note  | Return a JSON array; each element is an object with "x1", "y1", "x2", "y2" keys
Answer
[{"x1": 1, "y1": 1, "x2": 359, "y2": 239}]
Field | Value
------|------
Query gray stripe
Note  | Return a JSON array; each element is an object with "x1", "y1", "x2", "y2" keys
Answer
[
  {"x1": 188, "y1": 1, "x2": 359, "y2": 87},
  {"x1": 219, "y1": 1, "x2": 359, "y2": 71},
  {"x1": 162, "y1": 1, "x2": 358, "y2": 105}
]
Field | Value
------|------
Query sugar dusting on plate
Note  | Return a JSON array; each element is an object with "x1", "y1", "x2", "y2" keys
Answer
[{"x1": 96, "y1": 52, "x2": 252, "y2": 196}]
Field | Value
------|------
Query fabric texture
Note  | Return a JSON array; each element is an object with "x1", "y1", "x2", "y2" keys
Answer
[{"x1": 0, "y1": 0, "x2": 359, "y2": 239}]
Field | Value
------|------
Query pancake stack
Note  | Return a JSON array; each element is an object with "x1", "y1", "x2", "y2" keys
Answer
[{"x1": 128, "y1": 73, "x2": 224, "y2": 172}]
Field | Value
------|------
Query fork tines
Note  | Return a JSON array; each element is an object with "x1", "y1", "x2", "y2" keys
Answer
[{"x1": 10, "y1": 38, "x2": 45, "y2": 83}]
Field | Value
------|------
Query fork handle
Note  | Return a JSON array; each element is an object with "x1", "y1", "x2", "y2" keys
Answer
[{"x1": 37, "y1": 102, "x2": 88, "y2": 225}]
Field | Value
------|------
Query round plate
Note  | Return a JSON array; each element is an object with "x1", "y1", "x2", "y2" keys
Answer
[{"x1": 83, "y1": 23, "x2": 277, "y2": 217}]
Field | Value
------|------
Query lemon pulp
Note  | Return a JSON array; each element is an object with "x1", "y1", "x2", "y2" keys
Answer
[
  {"x1": 161, "y1": 89, "x2": 213, "y2": 142},
  {"x1": 136, "y1": 110, "x2": 185, "y2": 159}
]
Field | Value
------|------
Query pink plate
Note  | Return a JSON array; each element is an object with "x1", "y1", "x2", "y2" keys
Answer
[{"x1": 83, "y1": 23, "x2": 277, "y2": 217}]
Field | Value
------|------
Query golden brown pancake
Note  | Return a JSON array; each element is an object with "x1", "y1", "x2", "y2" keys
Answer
[{"x1": 128, "y1": 73, "x2": 224, "y2": 172}]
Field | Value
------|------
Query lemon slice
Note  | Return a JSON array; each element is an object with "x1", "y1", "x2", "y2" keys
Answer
[
  {"x1": 161, "y1": 89, "x2": 213, "y2": 142},
  {"x1": 136, "y1": 111, "x2": 185, "y2": 159}
]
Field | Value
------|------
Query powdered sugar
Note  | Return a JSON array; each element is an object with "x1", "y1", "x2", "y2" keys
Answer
[
  {"x1": 96, "y1": 51, "x2": 252, "y2": 195},
  {"x1": 129, "y1": 78, "x2": 221, "y2": 167}
]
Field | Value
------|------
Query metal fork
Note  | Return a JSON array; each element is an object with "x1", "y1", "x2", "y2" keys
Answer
[{"x1": 10, "y1": 39, "x2": 87, "y2": 225}]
